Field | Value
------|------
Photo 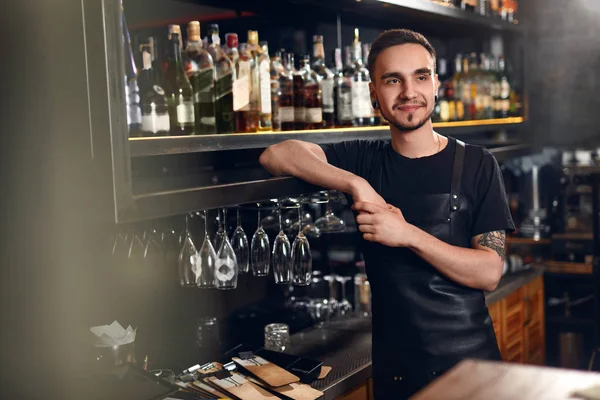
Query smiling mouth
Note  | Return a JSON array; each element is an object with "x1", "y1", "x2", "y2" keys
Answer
[{"x1": 396, "y1": 104, "x2": 423, "y2": 112}]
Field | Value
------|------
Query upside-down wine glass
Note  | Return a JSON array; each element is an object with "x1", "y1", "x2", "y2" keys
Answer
[
  {"x1": 251, "y1": 204, "x2": 270, "y2": 277},
  {"x1": 292, "y1": 204, "x2": 312, "y2": 286},
  {"x1": 196, "y1": 210, "x2": 217, "y2": 289},
  {"x1": 314, "y1": 190, "x2": 346, "y2": 233},
  {"x1": 231, "y1": 206, "x2": 249, "y2": 274},
  {"x1": 178, "y1": 213, "x2": 198, "y2": 288},
  {"x1": 215, "y1": 208, "x2": 238, "y2": 290},
  {"x1": 272, "y1": 202, "x2": 292, "y2": 284}
]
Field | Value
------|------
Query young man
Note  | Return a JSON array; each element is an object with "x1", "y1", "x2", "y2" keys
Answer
[{"x1": 259, "y1": 29, "x2": 514, "y2": 398}]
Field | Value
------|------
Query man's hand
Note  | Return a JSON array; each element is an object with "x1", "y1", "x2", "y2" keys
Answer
[
  {"x1": 352, "y1": 202, "x2": 416, "y2": 247},
  {"x1": 350, "y1": 178, "x2": 387, "y2": 207}
]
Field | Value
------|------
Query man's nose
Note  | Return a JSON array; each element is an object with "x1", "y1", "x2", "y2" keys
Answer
[{"x1": 400, "y1": 80, "x2": 418, "y2": 100}]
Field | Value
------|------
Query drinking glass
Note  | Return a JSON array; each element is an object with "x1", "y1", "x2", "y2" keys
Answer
[
  {"x1": 213, "y1": 208, "x2": 227, "y2": 256},
  {"x1": 264, "y1": 323, "x2": 291, "y2": 352},
  {"x1": 251, "y1": 205, "x2": 271, "y2": 277},
  {"x1": 215, "y1": 208, "x2": 239, "y2": 290},
  {"x1": 178, "y1": 214, "x2": 198, "y2": 288},
  {"x1": 231, "y1": 206, "x2": 250, "y2": 274},
  {"x1": 323, "y1": 275, "x2": 340, "y2": 318},
  {"x1": 335, "y1": 276, "x2": 353, "y2": 316},
  {"x1": 196, "y1": 210, "x2": 217, "y2": 289},
  {"x1": 314, "y1": 190, "x2": 346, "y2": 233},
  {"x1": 272, "y1": 203, "x2": 292, "y2": 284},
  {"x1": 292, "y1": 205, "x2": 312, "y2": 286}
]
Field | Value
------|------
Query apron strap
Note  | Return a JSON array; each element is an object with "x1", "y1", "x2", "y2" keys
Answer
[{"x1": 450, "y1": 140, "x2": 465, "y2": 212}]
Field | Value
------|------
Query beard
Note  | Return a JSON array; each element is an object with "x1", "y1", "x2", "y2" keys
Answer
[{"x1": 380, "y1": 105, "x2": 434, "y2": 133}]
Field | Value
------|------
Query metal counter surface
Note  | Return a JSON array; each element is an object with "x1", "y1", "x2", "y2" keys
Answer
[{"x1": 288, "y1": 268, "x2": 544, "y2": 400}]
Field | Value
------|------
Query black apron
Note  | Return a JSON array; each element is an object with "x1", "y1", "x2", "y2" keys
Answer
[{"x1": 363, "y1": 140, "x2": 501, "y2": 399}]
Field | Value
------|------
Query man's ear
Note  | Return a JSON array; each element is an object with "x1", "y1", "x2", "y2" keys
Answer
[{"x1": 369, "y1": 81, "x2": 376, "y2": 103}]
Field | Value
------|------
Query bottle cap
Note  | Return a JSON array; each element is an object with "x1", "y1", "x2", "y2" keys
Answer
[
  {"x1": 247, "y1": 30, "x2": 259, "y2": 45},
  {"x1": 187, "y1": 21, "x2": 200, "y2": 42},
  {"x1": 225, "y1": 33, "x2": 238, "y2": 48}
]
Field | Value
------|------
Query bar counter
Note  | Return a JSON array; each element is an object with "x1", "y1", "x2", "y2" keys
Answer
[{"x1": 288, "y1": 268, "x2": 545, "y2": 400}]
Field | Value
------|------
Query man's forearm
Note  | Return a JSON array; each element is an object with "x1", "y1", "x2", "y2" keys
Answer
[
  {"x1": 407, "y1": 225, "x2": 502, "y2": 292},
  {"x1": 259, "y1": 140, "x2": 364, "y2": 195}
]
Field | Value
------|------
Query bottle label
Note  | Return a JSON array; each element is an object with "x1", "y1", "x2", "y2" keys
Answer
[
  {"x1": 306, "y1": 107, "x2": 323, "y2": 123},
  {"x1": 351, "y1": 81, "x2": 372, "y2": 118},
  {"x1": 456, "y1": 101, "x2": 465, "y2": 120},
  {"x1": 502, "y1": 99, "x2": 510, "y2": 112},
  {"x1": 338, "y1": 85, "x2": 353, "y2": 121},
  {"x1": 321, "y1": 80, "x2": 334, "y2": 113},
  {"x1": 295, "y1": 107, "x2": 306, "y2": 122},
  {"x1": 142, "y1": 111, "x2": 170, "y2": 134},
  {"x1": 259, "y1": 60, "x2": 272, "y2": 114},
  {"x1": 448, "y1": 100, "x2": 457, "y2": 121},
  {"x1": 177, "y1": 101, "x2": 195, "y2": 124},
  {"x1": 216, "y1": 72, "x2": 233, "y2": 100},
  {"x1": 439, "y1": 101, "x2": 450, "y2": 122},
  {"x1": 233, "y1": 76, "x2": 250, "y2": 111},
  {"x1": 192, "y1": 68, "x2": 216, "y2": 104},
  {"x1": 500, "y1": 80, "x2": 510, "y2": 99},
  {"x1": 280, "y1": 107, "x2": 294, "y2": 122}
]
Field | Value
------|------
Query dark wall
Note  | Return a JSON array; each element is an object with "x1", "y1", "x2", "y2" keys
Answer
[{"x1": 524, "y1": 0, "x2": 600, "y2": 149}]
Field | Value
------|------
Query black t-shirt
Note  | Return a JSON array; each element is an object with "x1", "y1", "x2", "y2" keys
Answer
[{"x1": 321, "y1": 136, "x2": 515, "y2": 239}]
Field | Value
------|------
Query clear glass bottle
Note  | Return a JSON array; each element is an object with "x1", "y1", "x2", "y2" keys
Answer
[
  {"x1": 299, "y1": 55, "x2": 323, "y2": 130},
  {"x1": 138, "y1": 45, "x2": 170, "y2": 136},
  {"x1": 247, "y1": 31, "x2": 272, "y2": 131},
  {"x1": 184, "y1": 21, "x2": 216, "y2": 134},
  {"x1": 312, "y1": 35, "x2": 334, "y2": 128},
  {"x1": 497, "y1": 56, "x2": 511, "y2": 118},
  {"x1": 206, "y1": 24, "x2": 235, "y2": 133},
  {"x1": 279, "y1": 53, "x2": 295, "y2": 131},
  {"x1": 165, "y1": 33, "x2": 195, "y2": 135},
  {"x1": 270, "y1": 50, "x2": 284, "y2": 131},
  {"x1": 350, "y1": 29, "x2": 374, "y2": 126},
  {"x1": 233, "y1": 43, "x2": 259, "y2": 132},
  {"x1": 121, "y1": 4, "x2": 142, "y2": 137}
]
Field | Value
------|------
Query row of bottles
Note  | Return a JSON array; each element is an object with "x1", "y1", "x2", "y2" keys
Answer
[
  {"x1": 433, "y1": 52, "x2": 521, "y2": 123},
  {"x1": 430, "y1": 0, "x2": 519, "y2": 22},
  {"x1": 121, "y1": 6, "x2": 521, "y2": 137}
]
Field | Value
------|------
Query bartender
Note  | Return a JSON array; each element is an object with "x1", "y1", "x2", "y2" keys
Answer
[{"x1": 259, "y1": 29, "x2": 515, "y2": 398}]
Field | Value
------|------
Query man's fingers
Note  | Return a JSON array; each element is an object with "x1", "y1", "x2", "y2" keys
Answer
[
  {"x1": 352, "y1": 201, "x2": 386, "y2": 213},
  {"x1": 363, "y1": 233, "x2": 376, "y2": 242},
  {"x1": 356, "y1": 213, "x2": 376, "y2": 225},
  {"x1": 358, "y1": 224, "x2": 376, "y2": 233}
]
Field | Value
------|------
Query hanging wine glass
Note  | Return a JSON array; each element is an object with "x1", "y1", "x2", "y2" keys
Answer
[
  {"x1": 314, "y1": 190, "x2": 346, "y2": 233},
  {"x1": 178, "y1": 213, "x2": 198, "y2": 288},
  {"x1": 335, "y1": 276, "x2": 353, "y2": 317},
  {"x1": 215, "y1": 208, "x2": 238, "y2": 290},
  {"x1": 196, "y1": 210, "x2": 217, "y2": 289},
  {"x1": 213, "y1": 208, "x2": 227, "y2": 255},
  {"x1": 231, "y1": 206, "x2": 249, "y2": 274},
  {"x1": 272, "y1": 202, "x2": 292, "y2": 285},
  {"x1": 292, "y1": 204, "x2": 312, "y2": 286},
  {"x1": 251, "y1": 204, "x2": 270, "y2": 277}
]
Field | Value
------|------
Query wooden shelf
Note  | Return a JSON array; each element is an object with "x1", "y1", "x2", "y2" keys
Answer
[
  {"x1": 130, "y1": 117, "x2": 526, "y2": 157},
  {"x1": 507, "y1": 237, "x2": 552, "y2": 246},
  {"x1": 545, "y1": 261, "x2": 593, "y2": 275}
]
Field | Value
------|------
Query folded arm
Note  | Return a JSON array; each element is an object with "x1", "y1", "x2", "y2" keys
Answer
[{"x1": 259, "y1": 140, "x2": 386, "y2": 206}]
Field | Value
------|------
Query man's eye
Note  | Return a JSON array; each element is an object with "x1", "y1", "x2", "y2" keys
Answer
[
  {"x1": 417, "y1": 75, "x2": 429, "y2": 81},
  {"x1": 387, "y1": 79, "x2": 399, "y2": 84}
]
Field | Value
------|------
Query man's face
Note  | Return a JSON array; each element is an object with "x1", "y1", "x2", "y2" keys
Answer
[{"x1": 371, "y1": 43, "x2": 438, "y2": 132}]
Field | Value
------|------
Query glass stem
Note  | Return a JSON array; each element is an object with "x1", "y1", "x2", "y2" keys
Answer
[
  {"x1": 237, "y1": 206, "x2": 241, "y2": 228},
  {"x1": 298, "y1": 206, "x2": 302, "y2": 235},
  {"x1": 222, "y1": 208, "x2": 227, "y2": 232},
  {"x1": 203, "y1": 210, "x2": 208, "y2": 237},
  {"x1": 278, "y1": 205, "x2": 283, "y2": 232},
  {"x1": 257, "y1": 208, "x2": 261, "y2": 229}
]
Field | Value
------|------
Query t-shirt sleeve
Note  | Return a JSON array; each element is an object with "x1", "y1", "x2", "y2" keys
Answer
[
  {"x1": 319, "y1": 140, "x2": 366, "y2": 177},
  {"x1": 470, "y1": 150, "x2": 516, "y2": 237}
]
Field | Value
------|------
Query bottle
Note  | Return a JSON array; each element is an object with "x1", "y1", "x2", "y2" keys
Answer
[
  {"x1": 350, "y1": 29, "x2": 374, "y2": 126},
  {"x1": 311, "y1": 35, "x2": 334, "y2": 128},
  {"x1": 334, "y1": 48, "x2": 353, "y2": 127},
  {"x1": 299, "y1": 55, "x2": 323, "y2": 130},
  {"x1": 164, "y1": 33, "x2": 195, "y2": 135},
  {"x1": 497, "y1": 56, "x2": 511, "y2": 118},
  {"x1": 185, "y1": 21, "x2": 217, "y2": 134},
  {"x1": 206, "y1": 24, "x2": 235, "y2": 133},
  {"x1": 247, "y1": 31, "x2": 272, "y2": 131},
  {"x1": 280, "y1": 53, "x2": 295, "y2": 131},
  {"x1": 453, "y1": 54, "x2": 466, "y2": 121},
  {"x1": 233, "y1": 43, "x2": 259, "y2": 132},
  {"x1": 146, "y1": 36, "x2": 166, "y2": 89},
  {"x1": 121, "y1": 3, "x2": 142, "y2": 137},
  {"x1": 436, "y1": 58, "x2": 450, "y2": 123},
  {"x1": 292, "y1": 54, "x2": 306, "y2": 130},
  {"x1": 138, "y1": 45, "x2": 170, "y2": 136},
  {"x1": 270, "y1": 51, "x2": 284, "y2": 131}
]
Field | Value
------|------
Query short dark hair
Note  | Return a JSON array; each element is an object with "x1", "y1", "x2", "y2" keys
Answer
[{"x1": 367, "y1": 29, "x2": 436, "y2": 80}]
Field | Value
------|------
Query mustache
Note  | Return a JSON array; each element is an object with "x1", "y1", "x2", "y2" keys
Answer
[{"x1": 393, "y1": 101, "x2": 426, "y2": 109}]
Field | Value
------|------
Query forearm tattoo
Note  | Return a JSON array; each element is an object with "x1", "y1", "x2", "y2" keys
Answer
[{"x1": 477, "y1": 231, "x2": 506, "y2": 261}]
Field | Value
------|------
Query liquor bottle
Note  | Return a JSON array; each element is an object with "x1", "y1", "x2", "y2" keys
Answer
[
  {"x1": 247, "y1": 31, "x2": 272, "y2": 131},
  {"x1": 436, "y1": 58, "x2": 450, "y2": 122},
  {"x1": 350, "y1": 29, "x2": 374, "y2": 126},
  {"x1": 138, "y1": 45, "x2": 170, "y2": 136},
  {"x1": 497, "y1": 56, "x2": 511, "y2": 118},
  {"x1": 280, "y1": 53, "x2": 295, "y2": 131},
  {"x1": 164, "y1": 33, "x2": 195, "y2": 135},
  {"x1": 334, "y1": 48, "x2": 353, "y2": 127},
  {"x1": 224, "y1": 33, "x2": 239, "y2": 64},
  {"x1": 461, "y1": 0, "x2": 476, "y2": 12},
  {"x1": 299, "y1": 55, "x2": 323, "y2": 130},
  {"x1": 480, "y1": 54, "x2": 495, "y2": 119},
  {"x1": 233, "y1": 43, "x2": 259, "y2": 132},
  {"x1": 206, "y1": 24, "x2": 235, "y2": 133},
  {"x1": 363, "y1": 42, "x2": 383, "y2": 125},
  {"x1": 453, "y1": 54, "x2": 466, "y2": 121},
  {"x1": 184, "y1": 21, "x2": 216, "y2": 134},
  {"x1": 121, "y1": 3, "x2": 142, "y2": 137},
  {"x1": 147, "y1": 36, "x2": 166, "y2": 89},
  {"x1": 292, "y1": 54, "x2": 306, "y2": 130},
  {"x1": 311, "y1": 36, "x2": 334, "y2": 128},
  {"x1": 270, "y1": 51, "x2": 284, "y2": 131}
]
